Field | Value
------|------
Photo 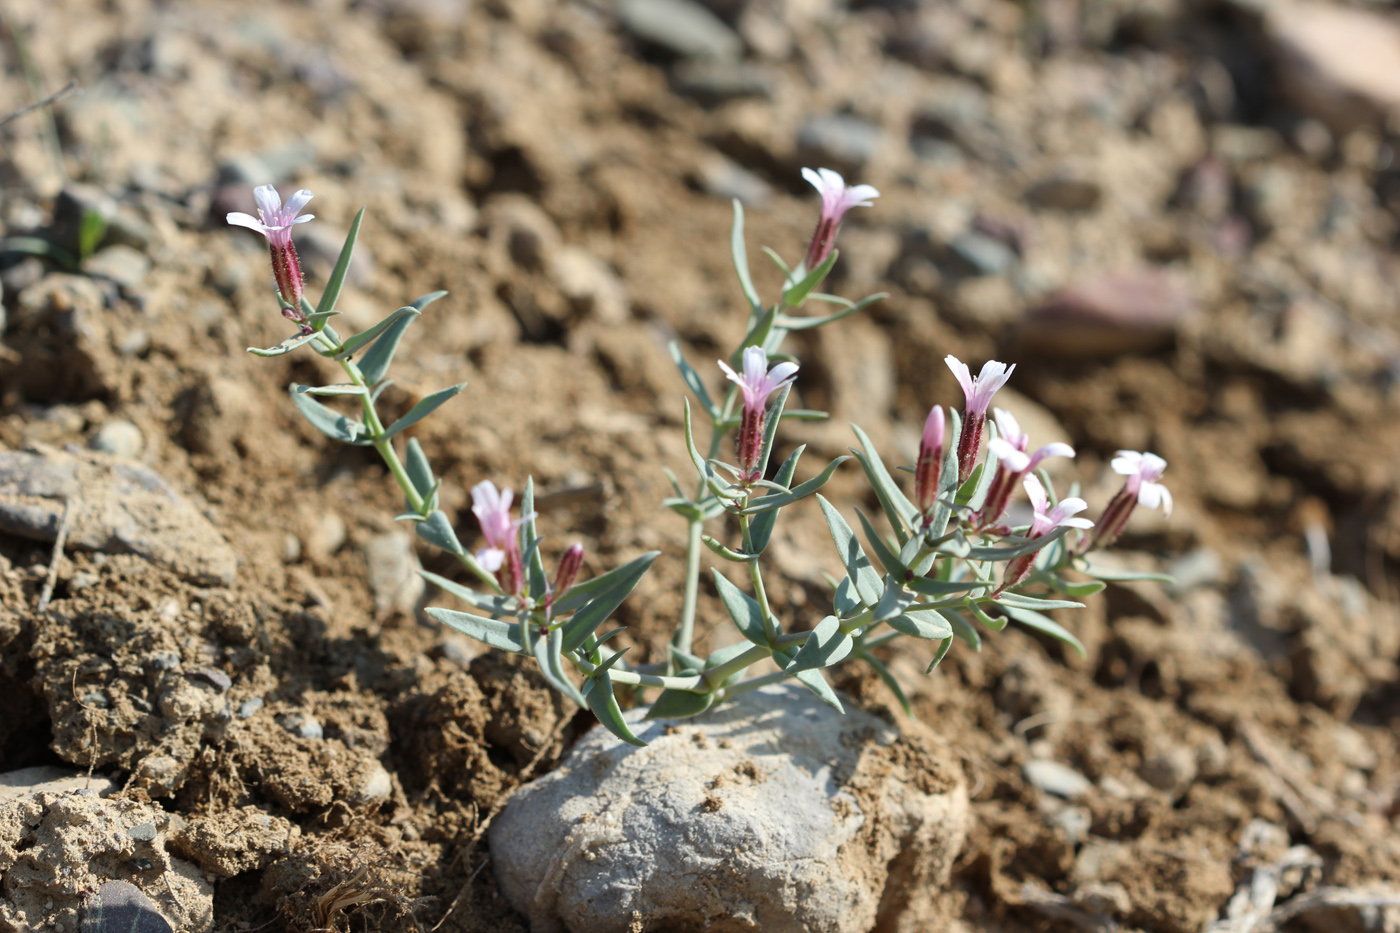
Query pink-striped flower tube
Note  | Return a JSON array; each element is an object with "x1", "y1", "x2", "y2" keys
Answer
[
  {"x1": 914, "y1": 405, "x2": 946, "y2": 519},
  {"x1": 977, "y1": 409, "x2": 1075, "y2": 529},
  {"x1": 471, "y1": 481, "x2": 534, "y2": 596},
  {"x1": 996, "y1": 475, "x2": 1093, "y2": 594},
  {"x1": 227, "y1": 185, "x2": 315, "y2": 330},
  {"x1": 800, "y1": 167, "x2": 880, "y2": 273},
  {"x1": 1085, "y1": 451, "x2": 1171, "y2": 552},
  {"x1": 718, "y1": 346, "x2": 799, "y2": 484},
  {"x1": 946, "y1": 355, "x2": 1015, "y2": 483},
  {"x1": 550, "y1": 543, "x2": 585, "y2": 606}
]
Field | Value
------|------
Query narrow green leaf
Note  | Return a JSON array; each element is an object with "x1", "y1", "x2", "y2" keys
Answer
[
  {"x1": 863, "y1": 650, "x2": 911, "y2": 715},
  {"x1": 747, "y1": 445, "x2": 803, "y2": 555},
  {"x1": 906, "y1": 576, "x2": 983, "y2": 598},
  {"x1": 871, "y1": 575, "x2": 913, "y2": 622},
  {"x1": 925, "y1": 636, "x2": 954, "y2": 674},
  {"x1": 1055, "y1": 578, "x2": 1107, "y2": 599},
  {"x1": 967, "y1": 434, "x2": 1000, "y2": 512},
  {"x1": 928, "y1": 409, "x2": 963, "y2": 536},
  {"x1": 304, "y1": 310, "x2": 342, "y2": 328},
  {"x1": 381, "y1": 383, "x2": 467, "y2": 439},
  {"x1": 425, "y1": 607, "x2": 525, "y2": 652},
  {"x1": 781, "y1": 249, "x2": 838, "y2": 308},
  {"x1": 730, "y1": 199, "x2": 762, "y2": 315},
  {"x1": 519, "y1": 478, "x2": 548, "y2": 602},
  {"x1": 739, "y1": 455, "x2": 849, "y2": 515},
  {"x1": 316, "y1": 206, "x2": 365, "y2": 318},
  {"x1": 940, "y1": 609, "x2": 981, "y2": 651},
  {"x1": 1000, "y1": 605, "x2": 1086, "y2": 657},
  {"x1": 1078, "y1": 562, "x2": 1175, "y2": 583},
  {"x1": 669, "y1": 341, "x2": 719, "y2": 417},
  {"x1": 644, "y1": 688, "x2": 715, "y2": 720},
  {"x1": 850, "y1": 424, "x2": 918, "y2": 544},
  {"x1": 289, "y1": 385, "x2": 366, "y2": 444},
  {"x1": 1, "y1": 235, "x2": 79, "y2": 271},
  {"x1": 705, "y1": 641, "x2": 757, "y2": 688},
  {"x1": 712, "y1": 570, "x2": 769, "y2": 647},
  {"x1": 966, "y1": 599, "x2": 1008, "y2": 632},
  {"x1": 966, "y1": 524, "x2": 1072, "y2": 561},
  {"x1": 78, "y1": 209, "x2": 107, "y2": 260},
  {"x1": 703, "y1": 535, "x2": 753, "y2": 562},
  {"x1": 887, "y1": 608, "x2": 954, "y2": 641},
  {"x1": 535, "y1": 626, "x2": 586, "y2": 706},
  {"x1": 559, "y1": 552, "x2": 658, "y2": 653},
  {"x1": 668, "y1": 643, "x2": 705, "y2": 675},
  {"x1": 411, "y1": 289, "x2": 449, "y2": 311},
  {"x1": 786, "y1": 616, "x2": 853, "y2": 672},
  {"x1": 420, "y1": 569, "x2": 514, "y2": 616},
  {"x1": 582, "y1": 672, "x2": 647, "y2": 747},
  {"x1": 736, "y1": 304, "x2": 781, "y2": 357},
  {"x1": 335, "y1": 306, "x2": 419, "y2": 360},
  {"x1": 833, "y1": 576, "x2": 862, "y2": 618},
  {"x1": 792, "y1": 666, "x2": 844, "y2": 712},
  {"x1": 684, "y1": 401, "x2": 735, "y2": 501},
  {"x1": 761, "y1": 245, "x2": 792, "y2": 279},
  {"x1": 357, "y1": 311, "x2": 418, "y2": 384},
  {"x1": 992, "y1": 591, "x2": 1084, "y2": 611},
  {"x1": 248, "y1": 331, "x2": 320, "y2": 357},
  {"x1": 754, "y1": 384, "x2": 790, "y2": 482},
  {"x1": 817, "y1": 495, "x2": 883, "y2": 606},
  {"x1": 416, "y1": 509, "x2": 464, "y2": 555},
  {"x1": 855, "y1": 509, "x2": 905, "y2": 577},
  {"x1": 296, "y1": 383, "x2": 368, "y2": 396},
  {"x1": 405, "y1": 437, "x2": 435, "y2": 508},
  {"x1": 779, "y1": 409, "x2": 829, "y2": 422},
  {"x1": 774, "y1": 291, "x2": 887, "y2": 330},
  {"x1": 553, "y1": 552, "x2": 660, "y2": 616}
]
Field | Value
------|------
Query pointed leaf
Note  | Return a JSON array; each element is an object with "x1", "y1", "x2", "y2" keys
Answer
[
  {"x1": 941, "y1": 609, "x2": 981, "y2": 650},
  {"x1": 248, "y1": 331, "x2": 321, "y2": 358},
  {"x1": 405, "y1": 437, "x2": 435, "y2": 506},
  {"x1": 833, "y1": 576, "x2": 862, "y2": 618},
  {"x1": 850, "y1": 424, "x2": 918, "y2": 544},
  {"x1": 740, "y1": 455, "x2": 850, "y2": 515},
  {"x1": 747, "y1": 445, "x2": 803, "y2": 555},
  {"x1": 774, "y1": 291, "x2": 887, "y2": 330},
  {"x1": 887, "y1": 608, "x2": 954, "y2": 641},
  {"x1": 684, "y1": 400, "x2": 737, "y2": 502},
  {"x1": 1079, "y1": 563, "x2": 1174, "y2": 583},
  {"x1": 712, "y1": 570, "x2": 769, "y2": 647},
  {"x1": 966, "y1": 599, "x2": 1008, "y2": 632},
  {"x1": 761, "y1": 245, "x2": 792, "y2": 279},
  {"x1": 730, "y1": 199, "x2": 762, "y2": 314},
  {"x1": 381, "y1": 383, "x2": 467, "y2": 439},
  {"x1": 703, "y1": 535, "x2": 753, "y2": 562},
  {"x1": 316, "y1": 207, "x2": 365, "y2": 318},
  {"x1": 297, "y1": 383, "x2": 369, "y2": 396},
  {"x1": 416, "y1": 509, "x2": 463, "y2": 554},
  {"x1": 704, "y1": 641, "x2": 758, "y2": 688},
  {"x1": 1000, "y1": 605, "x2": 1087, "y2": 657},
  {"x1": 786, "y1": 615, "x2": 853, "y2": 672},
  {"x1": 645, "y1": 688, "x2": 716, "y2": 720},
  {"x1": 928, "y1": 409, "x2": 963, "y2": 536},
  {"x1": 855, "y1": 509, "x2": 904, "y2": 577},
  {"x1": 906, "y1": 576, "x2": 983, "y2": 598},
  {"x1": 425, "y1": 607, "x2": 525, "y2": 652},
  {"x1": 335, "y1": 306, "x2": 419, "y2": 360},
  {"x1": 792, "y1": 666, "x2": 844, "y2": 711},
  {"x1": 925, "y1": 636, "x2": 954, "y2": 674},
  {"x1": 420, "y1": 569, "x2": 515, "y2": 616},
  {"x1": 583, "y1": 672, "x2": 647, "y2": 747},
  {"x1": 519, "y1": 478, "x2": 548, "y2": 601},
  {"x1": 993, "y1": 591, "x2": 1084, "y2": 611},
  {"x1": 1055, "y1": 578, "x2": 1107, "y2": 599},
  {"x1": 290, "y1": 385, "x2": 366, "y2": 444},
  {"x1": 357, "y1": 311, "x2": 418, "y2": 384},
  {"x1": 966, "y1": 524, "x2": 1073, "y2": 561},
  {"x1": 669, "y1": 341, "x2": 719, "y2": 417},
  {"x1": 817, "y1": 495, "x2": 883, "y2": 606},
  {"x1": 411, "y1": 289, "x2": 449, "y2": 311},
  {"x1": 781, "y1": 248, "x2": 838, "y2": 308},
  {"x1": 871, "y1": 575, "x2": 913, "y2": 622},
  {"x1": 553, "y1": 552, "x2": 661, "y2": 616},
  {"x1": 754, "y1": 384, "x2": 790, "y2": 482},
  {"x1": 535, "y1": 626, "x2": 586, "y2": 706}
]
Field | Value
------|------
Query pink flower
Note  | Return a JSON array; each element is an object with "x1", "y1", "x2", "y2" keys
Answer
[
  {"x1": 1084, "y1": 451, "x2": 1170, "y2": 552},
  {"x1": 946, "y1": 355, "x2": 1016, "y2": 481},
  {"x1": 718, "y1": 346, "x2": 799, "y2": 483},
  {"x1": 998, "y1": 475, "x2": 1093, "y2": 593},
  {"x1": 977, "y1": 409, "x2": 1075, "y2": 528},
  {"x1": 800, "y1": 167, "x2": 880, "y2": 272},
  {"x1": 471, "y1": 481, "x2": 533, "y2": 594},
  {"x1": 549, "y1": 543, "x2": 585, "y2": 607},
  {"x1": 914, "y1": 405, "x2": 946, "y2": 517},
  {"x1": 227, "y1": 185, "x2": 315, "y2": 327}
]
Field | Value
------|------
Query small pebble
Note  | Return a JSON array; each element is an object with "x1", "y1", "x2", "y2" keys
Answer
[
  {"x1": 88, "y1": 419, "x2": 145, "y2": 458},
  {"x1": 238, "y1": 697, "x2": 264, "y2": 719},
  {"x1": 1024, "y1": 759, "x2": 1094, "y2": 798}
]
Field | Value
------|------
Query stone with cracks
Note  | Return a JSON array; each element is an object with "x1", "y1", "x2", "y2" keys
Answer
[{"x1": 490, "y1": 684, "x2": 969, "y2": 933}]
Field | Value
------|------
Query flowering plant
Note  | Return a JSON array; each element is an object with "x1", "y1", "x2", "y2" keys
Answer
[{"x1": 232, "y1": 170, "x2": 1171, "y2": 745}]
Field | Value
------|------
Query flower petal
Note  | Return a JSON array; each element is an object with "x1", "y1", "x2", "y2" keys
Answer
[
  {"x1": 944, "y1": 355, "x2": 973, "y2": 396},
  {"x1": 226, "y1": 212, "x2": 268, "y2": 234},
  {"x1": 284, "y1": 188, "x2": 315, "y2": 217},
  {"x1": 253, "y1": 184, "x2": 282, "y2": 218}
]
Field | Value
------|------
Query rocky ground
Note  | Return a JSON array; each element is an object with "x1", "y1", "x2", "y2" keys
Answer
[{"x1": 3, "y1": 0, "x2": 1400, "y2": 930}]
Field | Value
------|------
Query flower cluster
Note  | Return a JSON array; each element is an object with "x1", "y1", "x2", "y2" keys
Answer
[{"x1": 237, "y1": 165, "x2": 1172, "y2": 750}]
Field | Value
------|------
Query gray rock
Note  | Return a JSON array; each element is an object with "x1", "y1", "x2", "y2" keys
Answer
[
  {"x1": 81, "y1": 881, "x2": 174, "y2": 933},
  {"x1": 797, "y1": 114, "x2": 885, "y2": 172},
  {"x1": 0, "y1": 256, "x2": 44, "y2": 299},
  {"x1": 948, "y1": 230, "x2": 1018, "y2": 277},
  {"x1": 84, "y1": 245, "x2": 151, "y2": 291},
  {"x1": 0, "y1": 447, "x2": 238, "y2": 585},
  {"x1": 1025, "y1": 175, "x2": 1102, "y2": 212},
  {"x1": 672, "y1": 60, "x2": 773, "y2": 104},
  {"x1": 616, "y1": 0, "x2": 743, "y2": 61},
  {"x1": 0, "y1": 766, "x2": 117, "y2": 802},
  {"x1": 1024, "y1": 758, "x2": 1094, "y2": 798},
  {"x1": 696, "y1": 155, "x2": 772, "y2": 205},
  {"x1": 1019, "y1": 267, "x2": 1194, "y2": 359},
  {"x1": 1264, "y1": 1, "x2": 1400, "y2": 133},
  {"x1": 491, "y1": 684, "x2": 968, "y2": 933},
  {"x1": 88, "y1": 419, "x2": 145, "y2": 458},
  {"x1": 364, "y1": 530, "x2": 424, "y2": 618}
]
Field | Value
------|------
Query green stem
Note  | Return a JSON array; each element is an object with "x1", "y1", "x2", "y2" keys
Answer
[
  {"x1": 702, "y1": 644, "x2": 770, "y2": 688},
  {"x1": 571, "y1": 654, "x2": 704, "y2": 690},
  {"x1": 738, "y1": 512, "x2": 778, "y2": 644},
  {"x1": 673, "y1": 518, "x2": 704, "y2": 657},
  {"x1": 722, "y1": 668, "x2": 795, "y2": 698}
]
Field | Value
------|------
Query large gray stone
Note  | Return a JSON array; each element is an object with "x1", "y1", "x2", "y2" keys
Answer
[{"x1": 490, "y1": 684, "x2": 968, "y2": 933}]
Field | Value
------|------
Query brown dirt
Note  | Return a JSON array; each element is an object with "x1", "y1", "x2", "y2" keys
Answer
[{"x1": 3, "y1": 0, "x2": 1400, "y2": 930}]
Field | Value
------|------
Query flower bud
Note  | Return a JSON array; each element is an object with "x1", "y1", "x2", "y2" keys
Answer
[
  {"x1": 553, "y1": 543, "x2": 585, "y2": 599},
  {"x1": 914, "y1": 405, "x2": 945, "y2": 517}
]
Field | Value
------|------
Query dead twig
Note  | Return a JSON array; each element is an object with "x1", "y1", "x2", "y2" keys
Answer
[
  {"x1": 36, "y1": 498, "x2": 72, "y2": 613},
  {"x1": 1259, "y1": 886, "x2": 1400, "y2": 932},
  {"x1": 0, "y1": 79, "x2": 77, "y2": 128},
  {"x1": 1238, "y1": 720, "x2": 1334, "y2": 834},
  {"x1": 1019, "y1": 883, "x2": 1122, "y2": 933}
]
